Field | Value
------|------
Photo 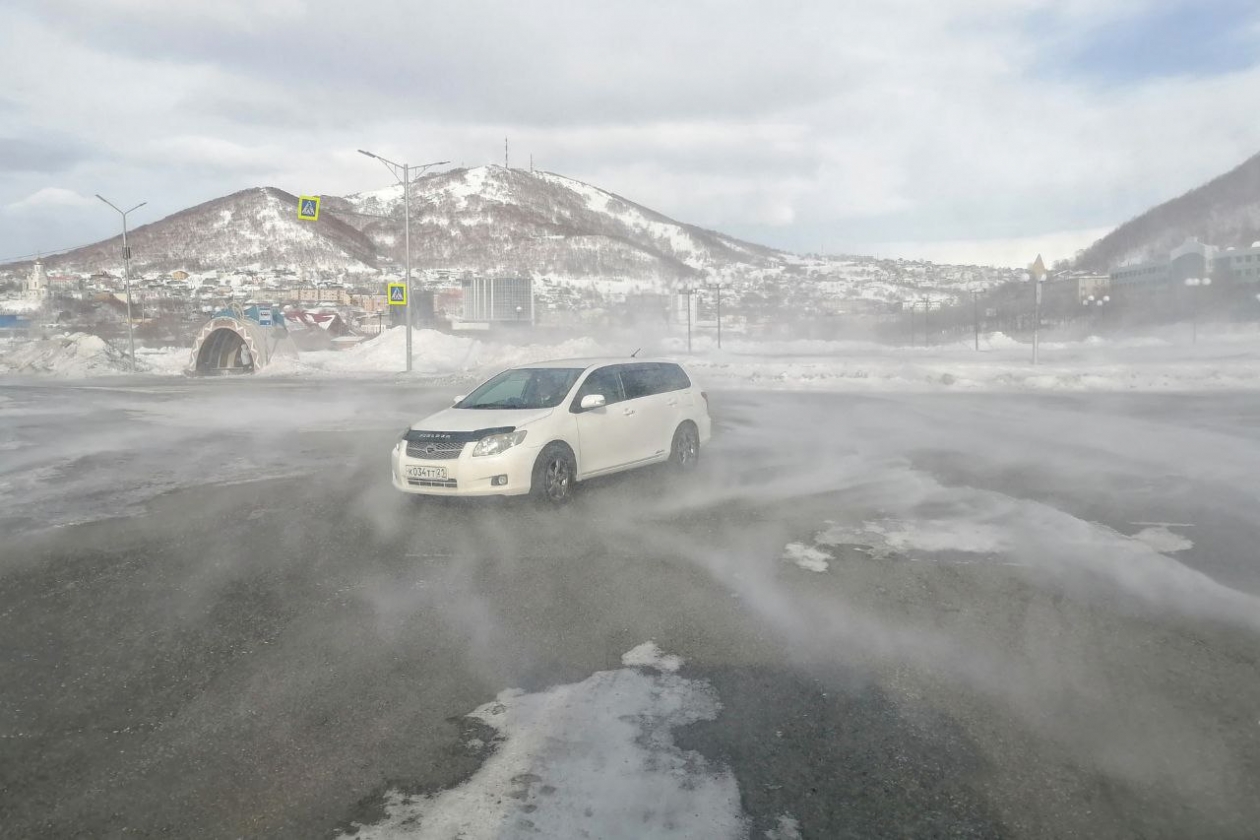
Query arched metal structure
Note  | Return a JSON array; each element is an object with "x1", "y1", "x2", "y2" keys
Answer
[{"x1": 187, "y1": 315, "x2": 297, "y2": 376}]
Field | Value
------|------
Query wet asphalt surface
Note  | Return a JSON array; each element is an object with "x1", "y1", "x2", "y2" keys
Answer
[{"x1": 2, "y1": 378, "x2": 1259, "y2": 839}]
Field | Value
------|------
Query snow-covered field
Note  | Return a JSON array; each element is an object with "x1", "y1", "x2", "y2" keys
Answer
[{"x1": 5, "y1": 324, "x2": 1260, "y2": 391}]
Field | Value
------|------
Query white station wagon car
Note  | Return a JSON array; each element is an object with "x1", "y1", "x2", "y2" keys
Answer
[{"x1": 391, "y1": 358, "x2": 711, "y2": 503}]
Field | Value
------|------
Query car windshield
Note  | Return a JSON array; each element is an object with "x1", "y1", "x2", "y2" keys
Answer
[{"x1": 456, "y1": 367, "x2": 583, "y2": 410}]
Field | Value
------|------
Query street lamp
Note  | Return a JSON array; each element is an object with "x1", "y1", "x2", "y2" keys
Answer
[
  {"x1": 357, "y1": 150, "x2": 449, "y2": 372},
  {"x1": 95, "y1": 195, "x2": 146, "y2": 372},
  {"x1": 1184, "y1": 277, "x2": 1211, "y2": 344}
]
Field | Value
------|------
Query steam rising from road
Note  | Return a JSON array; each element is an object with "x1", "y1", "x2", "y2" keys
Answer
[{"x1": 3, "y1": 354, "x2": 1259, "y2": 835}]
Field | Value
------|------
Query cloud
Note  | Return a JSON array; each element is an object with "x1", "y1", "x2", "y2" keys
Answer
[
  {"x1": 0, "y1": 137, "x2": 86, "y2": 174},
  {"x1": 5, "y1": 187, "x2": 98, "y2": 211},
  {"x1": 0, "y1": 0, "x2": 1259, "y2": 262},
  {"x1": 859, "y1": 226, "x2": 1115, "y2": 268}
]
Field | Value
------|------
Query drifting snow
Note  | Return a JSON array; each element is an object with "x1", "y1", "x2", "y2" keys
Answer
[
  {"x1": 340, "y1": 646, "x2": 745, "y2": 839},
  {"x1": 286, "y1": 328, "x2": 611, "y2": 378},
  {"x1": 6, "y1": 325, "x2": 1260, "y2": 392}
]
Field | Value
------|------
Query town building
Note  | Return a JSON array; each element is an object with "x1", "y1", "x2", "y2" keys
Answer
[
  {"x1": 1212, "y1": 243, "x2": 1260, "y2": 284},
  {"x1": 461, "y1": 276, "x2": 534, "y2": 324}
]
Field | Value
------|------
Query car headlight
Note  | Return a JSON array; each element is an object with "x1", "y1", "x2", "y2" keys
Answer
[{"x1": 472, "y1": 429, "x2": 527, "y2": 457}]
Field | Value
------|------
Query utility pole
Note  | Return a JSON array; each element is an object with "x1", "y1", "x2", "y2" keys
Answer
[
  {"x1": 921, "y1": 296, "x2": 931, "y2": 346},
  {"x1": 679, "y1": 287, "x2": 695, "y2": 353},
  {"x1": 705, "y1": 282, "x2": 723, "y2": 348},
  {"x1": 357, "y1": 151, "x2": 449, "y2": 372},
  {"x1": 95, "y1": 195, "x2": 146, "y2": 372},
  {"x1": 505, "y1": 137, "x2": 509, "y2": 169},
  {"x1": 973, "y1": 290, "x2": 980, "y2": 351}
]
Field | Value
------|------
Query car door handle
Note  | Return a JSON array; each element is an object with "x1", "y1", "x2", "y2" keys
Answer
[
  {"x1": 623, "y1": 408, "x2": 636, "y2": 416},
  {"x1": 666, "y1": 399, "x2": 678, "y2": 406}
]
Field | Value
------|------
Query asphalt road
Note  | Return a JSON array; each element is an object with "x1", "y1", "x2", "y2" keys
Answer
[{"x1": 2, "y1": 378, "x2": 1259, "y2": 839}]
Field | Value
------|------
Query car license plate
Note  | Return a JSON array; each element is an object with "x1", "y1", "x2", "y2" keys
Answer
[{"x1": 407, "y1": 466, "x2": 446, "y2": 480}]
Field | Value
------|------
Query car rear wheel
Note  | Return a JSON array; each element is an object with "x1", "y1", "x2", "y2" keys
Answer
[
  {"x1": 531, "y1": 444, "x2": 576, "y2": 505},
  {"x1": 670, "y1": 422, "x2": 700, "y2": 472}
]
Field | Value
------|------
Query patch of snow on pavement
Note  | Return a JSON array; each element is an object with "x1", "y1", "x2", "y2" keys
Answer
[
  {"x1": 818, "y1": 518, "x2": 1009, "y2": 558},
  {"x1": 1130, "y1": 525, "x2": 1194, "y2": 554},
  {"x1": 765, "y1": 814, "x2": 803, "y2": 840},
  {"x1": 621, "y1": 641, "x2": 684, "y2": 672},
  {"x1": 782, "y1": 541, "x2": 830, "y2": 572},
  {"x1": 340, "y1": 647, "x2": 745, "y2": 840}
]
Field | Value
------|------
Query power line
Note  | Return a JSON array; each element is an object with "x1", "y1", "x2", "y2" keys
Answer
[{"x1": 0, "y1": 239, "x2": 105, "y2": 266}]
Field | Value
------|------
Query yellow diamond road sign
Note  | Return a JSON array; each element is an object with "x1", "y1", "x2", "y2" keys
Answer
[
  {"x1": 297, "y1": 195, "x2": 321, "y2": 221},
  {"x1": 387, "y1": 282, "x2": 407, "y2": 306}
]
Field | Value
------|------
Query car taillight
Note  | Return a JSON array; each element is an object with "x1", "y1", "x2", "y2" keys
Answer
[{"x1": 701, "y1": 391, "x2": 709, "y2": 407}]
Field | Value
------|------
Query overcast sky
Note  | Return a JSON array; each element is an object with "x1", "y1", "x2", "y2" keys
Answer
[{"x1": 2, "y1": 0, "x2": 1259, "y2": 268}]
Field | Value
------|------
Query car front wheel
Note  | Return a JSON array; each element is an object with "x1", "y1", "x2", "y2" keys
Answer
[{"x1": 531, "y1": 444, "x2": 576, "y2": 504}]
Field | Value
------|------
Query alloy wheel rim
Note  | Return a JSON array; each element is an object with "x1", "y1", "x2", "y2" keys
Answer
[
  {"x1": 679, "y1": 430, "x2": 697, "y2": 464},
  {"x1": 547, "y1": 458, "x2": 570, "y2": 499}
]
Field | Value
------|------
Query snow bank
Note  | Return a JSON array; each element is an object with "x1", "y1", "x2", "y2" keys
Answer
[
  {"x1": 340, "y1": 645, "x2": 745, "y2": 839},
  {"x1": 0, "y1": 333, "x2": 135, "y2": 376},
  {"x1": 0, "y1": 334, "x2": 190, "y2": 377}
]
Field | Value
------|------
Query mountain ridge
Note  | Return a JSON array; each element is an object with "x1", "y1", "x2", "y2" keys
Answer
[
  {"x1": 1075, "y1": 151, "x2": 1260, "y2": 271},
  {"x1": 2, "y1": 166, "x2": 1023, "y2": 307}
]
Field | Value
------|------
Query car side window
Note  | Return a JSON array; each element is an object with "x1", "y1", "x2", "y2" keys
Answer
[
  {"x1": 620, "y1": 363, "x2": 666, "y2": 400},
  {"x1": 572, "y1": 366, "x2": 624, "y2": 410},
  {"x1": 660, "y1": 363, "x2": 691, "y2": 391}
]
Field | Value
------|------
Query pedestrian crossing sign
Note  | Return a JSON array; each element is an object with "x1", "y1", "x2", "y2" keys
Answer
[
  {"x1": 387, "y1": 282, "x2": 407, "y2": 306},
  {"x1": 297, "y1": 195, "x2": 321, "y2": 221}
]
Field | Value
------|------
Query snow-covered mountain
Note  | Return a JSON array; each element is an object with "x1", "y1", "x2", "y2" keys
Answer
[
  {"x1": 323, "y1": 166, "x2": 781, "y2": 293},
  {"x1": 1, "y1": 167, "x2": 1023, "y2": 308},
  {"x1": 21, "y1": 187, "x2": 378, "y2": 276},
  {"x1": 1075, "y1": 150, "x2": 1260, "y2": 271},
  {"x1": 325, "y1": 166, "x2": 1020, "y2": 304}
]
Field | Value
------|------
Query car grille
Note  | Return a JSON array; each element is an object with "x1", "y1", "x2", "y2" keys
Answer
[
  {"x1": 407, "y1": 478, "x2": 458, "y2": 489},
  {"x1": 406, "y1": 440, "x2": 465, "y2": 460}
]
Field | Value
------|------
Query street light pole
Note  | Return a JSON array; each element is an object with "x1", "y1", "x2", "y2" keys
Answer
[
  {"x1": 1184, "y1": 277, "x2": 1211, "y2": 344},
  {"x1": 358, "y1": 150, "x2": 448, "y2": 372},
  {"x1": 95, "y1": 195, "x2": 146, "y2": 372}
]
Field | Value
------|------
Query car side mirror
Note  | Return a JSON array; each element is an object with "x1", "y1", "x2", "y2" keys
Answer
[
  {"x1": 579, "y1": 394, "x2": 607, "y2": 411},
  {"x1": 452, "y1": 395, "x2": 466, "y2": 405}
]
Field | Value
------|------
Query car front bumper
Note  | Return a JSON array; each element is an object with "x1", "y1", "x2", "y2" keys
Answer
[{"x1": 390, "y1": 440, "x2": 538, "y2": 497}]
